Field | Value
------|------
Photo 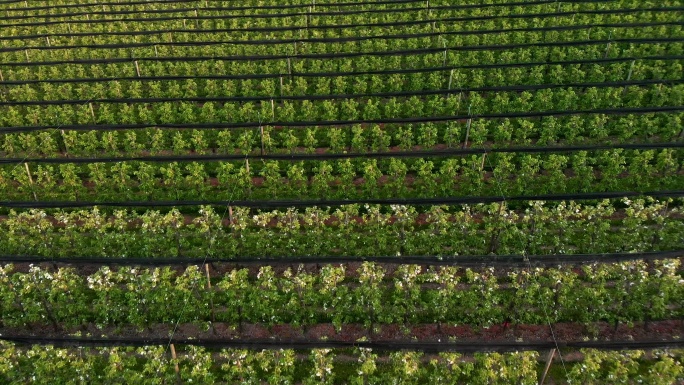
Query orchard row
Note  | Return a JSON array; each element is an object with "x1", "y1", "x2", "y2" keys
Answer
[
  {"x1": 3, "y1": 84, "x2": 683, "y2": 128},
  {"x1": 1, "y1": 148, "x2": 682, "y2": 201},
  {"x1": 2, "y1": 200, "x2": 682, "y2": 257},
  {"x1": 0, "y1": 259, "x2": 681, "y2": 328},
  {"x1": 4, "y1": 113, "x2": 682, "y2": 158},
  {"x1": 3, "y1": 1, "x2": 669, "y2": 40},
  {"x1": 9, "y1": 343, "x2": 672, "y2": 385}
]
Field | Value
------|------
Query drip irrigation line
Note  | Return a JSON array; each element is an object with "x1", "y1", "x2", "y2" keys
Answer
[
  {"x1": 3, "y1": 78, "x2": 680, "y2": 106},
  {"x1": 0, "y1": 190, "x2": 682, "y2": 209},
  {"x1": 0, "y1": 0, "x2": 611, "y2": 15},
  {"x1": 3, "y1": 38, "x2": 681, "y2": 68},
  {"x1": 1, "y1": 335, "x2": 682, "y2": 352},
  {"x1": 1, "y1": 106, "x2": 681, "y2": 134},
  {"x1": 4, "y1": 142, "x2": 684, "y2": 165},
  {"x1": 1, "y1": 250, "x2": 681, "y2": 267},
  {"x1": 2, "y1": 6, "x2": 679, "y2": 29},
  {"x1": 2, "y1": 56, "x2": 680, "y2": 85},
  {"x1": 4, "y1": 20, "x2": 676, "y2": 50}
]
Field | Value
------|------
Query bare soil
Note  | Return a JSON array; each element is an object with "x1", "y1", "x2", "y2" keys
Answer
[{"x1": 2, "y1": 319, "x2": 681, "y2": 345}]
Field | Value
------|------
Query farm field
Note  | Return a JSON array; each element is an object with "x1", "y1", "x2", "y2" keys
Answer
[{"x1": 0, "y1": 0, "x2": 683, "y2": 383}]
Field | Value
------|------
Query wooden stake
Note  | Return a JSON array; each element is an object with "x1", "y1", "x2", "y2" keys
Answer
[
  {"x1": 625, "y1": 60, "x2": 635, "y2": 81},
  {"x1": 89, "y1": 103, "x2": 96, "y2": 122},
  {"x1": 448, "y1": 69, "x2": 454, "y2": 91},
  {"x1": 604, "y1": 31, "x2": 613, "y2": 59},
  {"x1": 45, "y1": 36, "x2": 50, "y2": 46},
  {"x1": 228, "y1": 205, "x2": 233, "y2": 223},
  {"x1": 287, "y1": 57, "x2": 292, "y2": 76},
  {"x1": 259, "y1": 125, "x2": 265, "y2": 155},
  {"x1": 169, "y1": 344, "x2": 181, "y2": 384},
  {"x1": 61, "y1": 129, "x2": 69, "y2": 155},
  {"x1": 25, "y1": 50, "x2": 29, "y2": 62},
  {"x1": 134, "y1": 61, "x2": 141, "y2": 77},
  {"x1": 67, "y1": 23, "x2": 72, "y2": 33},
  {"x1": 154, "y1": 45, "x2": 158, "y2": 57},
  {"x1": 245, "y1": 159, "x2": 251, "y2": 195},
  {"x1": 480, "y1": 153, "x2": 486, "y2": 172},
  {"x1": 271, "y1": 99, "x2": 275, "y2": 119},
  {"x1": 204, "y1": 264, "x2": 216, "y2": 324},
  {"x1": 0, "y1": 69, "x2": 3, "y2": 82},
  {"x1": 539, "y1": 349, "x2": 556, "y2": 385},
  {"x1": 623, "y1": 60, "x2": 635, "y2": 94},
  {"x1": 462, "y1": 118, "x2": 472, "y2": 149},
  {"x1": 183, "y1": 19, "x2": 187, "y2": 28},
  {"x1": 279, "y1": 75, "x2": 284, "y2": 96},
  {"x1": 24, "y1": 163, "x2": 38, "y2": 201}
]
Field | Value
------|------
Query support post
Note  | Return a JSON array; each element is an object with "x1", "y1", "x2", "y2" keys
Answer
[
  {"x1": 623, "y1": 60, "x2": 635, "y2": 94},
  {"x1": 24, "y1": 163, "x2": 38, "y2": 201},
  {"x1": 448, "y1": 69, "x2": 454, "y2": 91},
  {"x1": 134, "y1": 61, "x2": 141, "y2": 77},
  {"x1": 462, "y1": 118, "x2": 472, "y2": 149},
  {"x1": 170, "y1": 344, "x2": 181, "y2": 384},
  {"x1": 539, "y1": 349, "x2": 556, "y2": 385},
  {"x1": 61, "y1": 130, "x2": 70, "y2": 155},
  {"x1": 204, "y1": 264, "x2": 216, "y2": 324}
]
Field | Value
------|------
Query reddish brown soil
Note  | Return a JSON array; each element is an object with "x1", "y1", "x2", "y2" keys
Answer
[{"x1": 2, "y1": 320, "x2": 681, "y2": 344}]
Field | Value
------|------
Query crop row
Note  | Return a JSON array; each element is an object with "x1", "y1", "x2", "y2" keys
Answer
[
  {"x1": 4, "y1": 35, "x2": 681, "y2": 71},
  {"x1": 1, "y1": 259, "x2": 681, "y2": 328},
  {"x1": 0, "y1": 0, "x2": 443, "y2": 20},
  {"x1": 2, "y1": 199, "x2": 682, "y2": 257},
  {"x1": 0, "y1": 343, "x2": 537, "y2": 385},
  {"x1": 5, "y1": 60, "x2": 681, "y2": 102},
  {"x1": 3, "y1": 1, "x2": 666, "y2": 38},
  {"x1": 4, "y1": 43, "x2": 678, "y2": 86},
  {"x1": 3, "y1": 113, "x2": 681, "y2": 158},
  {"x1": 2, "y1": 341, "x2": 683, "y2": 385},
  {"x1": 2, "y1": 342, "x2": 682, "y2": 385},
  {"x1": 4, "y1": 8, "x2": 679, "y2": 50},
  {"x1": 1, "y1": 148, "x2": 682, "y2": 202},
  {"x1": 0, "y1": 0, "x2": 602, "y2": 26},
  {"x1": 3, "y1": 83, "x2": 683, "y2": 129}
]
